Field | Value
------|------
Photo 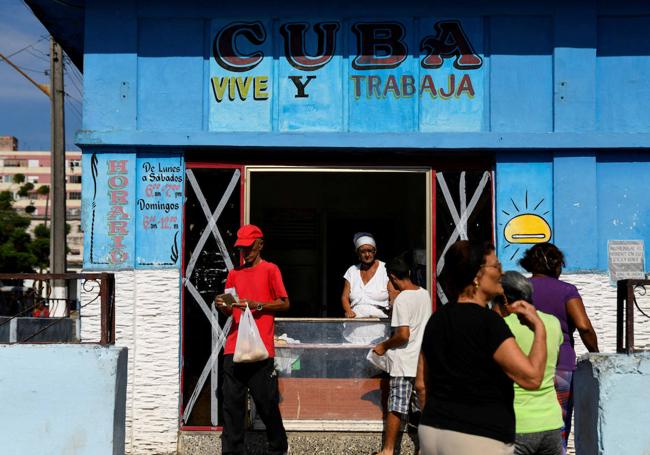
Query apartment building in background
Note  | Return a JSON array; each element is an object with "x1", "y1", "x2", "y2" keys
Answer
[{"x1": 0, "y1": 136, "x2": 83, "y2": 268}]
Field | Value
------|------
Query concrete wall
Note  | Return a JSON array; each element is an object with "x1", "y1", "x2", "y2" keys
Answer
[
  {"x1": 0, "y1": 344, "x2": 127, "y2": 455},
  {"x1": 575, "y1": 353, "x2": 650, "y2": 454},
  {"x1": 82, "y1": 269, "x2": 181, "y2": 455}
]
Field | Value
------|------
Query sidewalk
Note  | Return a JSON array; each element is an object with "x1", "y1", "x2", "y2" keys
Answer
[{"x1": 178, "y1": 431, "x2": 418, "y2": 455}]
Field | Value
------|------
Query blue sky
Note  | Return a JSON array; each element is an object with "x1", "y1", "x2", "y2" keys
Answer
[{"x1": 0, "y1": 0, "x2": 82, "y2": 150}]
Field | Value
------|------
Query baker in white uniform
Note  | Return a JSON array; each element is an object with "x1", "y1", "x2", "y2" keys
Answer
[{"x1": 341, "y1": 232, "x2": 394, "y2": 344}]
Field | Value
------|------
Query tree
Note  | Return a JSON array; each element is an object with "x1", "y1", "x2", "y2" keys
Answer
[
  {"x1": 12, "y1": 174, "x2": 25, "y2": 185},
  {"x1": 17, "y1": 182, "x2": 34, "y2": 198},
  {"x1": 0, "y1": 191, "x2": 37, "y2": 273},
  {"x1": 30, "y1": 224, "x2": 50, "y2": 271},
  {"x1": 37, "y1": 185, "x2": 50, "y2": 227},
  {"x1": 0, "y1": 191, "x2": 13, "y2": 210}
]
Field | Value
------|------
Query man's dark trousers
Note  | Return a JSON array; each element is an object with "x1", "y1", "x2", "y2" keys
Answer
[{"x1": 221, "y1": 355, "x2": 288, "y2": 455}]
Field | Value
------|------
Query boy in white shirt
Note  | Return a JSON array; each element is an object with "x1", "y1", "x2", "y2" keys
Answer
[{"x1": 372, "y1": 256, "x2": 433, "y2": 455}]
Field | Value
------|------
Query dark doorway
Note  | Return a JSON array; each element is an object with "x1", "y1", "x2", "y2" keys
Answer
[{"x1": 249, "y1": 169, "x2": 429, "y2": 317}]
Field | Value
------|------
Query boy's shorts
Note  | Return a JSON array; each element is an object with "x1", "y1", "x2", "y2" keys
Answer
[{"x1": 388, "y1": 376, "x2": 419, "y2": 415}]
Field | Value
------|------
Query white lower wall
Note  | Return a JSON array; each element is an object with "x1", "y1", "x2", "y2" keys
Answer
[
  {"x1": 77, "y1": 270, "x2": 650, "y2": 454},
  {"x1": 82, "y1": 269, "x2": 180, "y2": 455},
  {"x1": 131, "y1": 270, "x2": 181, "y2": 454},
  {"x1": 564, "y1": 273, "x2": 650, "y2": 355}
]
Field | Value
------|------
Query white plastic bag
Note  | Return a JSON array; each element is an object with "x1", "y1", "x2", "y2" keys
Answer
[
  {"x1": 366, "y1": 348, "x2": 391, "y2": 373},
  {"x1": 233, "y1": 305, "x2": 269, "y2": 363}
]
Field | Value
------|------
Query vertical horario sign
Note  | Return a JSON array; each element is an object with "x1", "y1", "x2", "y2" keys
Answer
[{"x1": 83, "y1": 152, "x2": 136, "y2": 269}]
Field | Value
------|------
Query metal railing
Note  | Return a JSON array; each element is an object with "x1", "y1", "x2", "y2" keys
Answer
[
  {"x1": 616, "y1": 279, "x2": 650, "y2": 354},
  {"x1": 0, "y1": 273, "x2": 115, "y2": 345}
]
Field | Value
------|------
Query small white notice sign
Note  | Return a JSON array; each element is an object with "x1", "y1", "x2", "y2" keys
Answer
[{"x1": 608, "y1": 240, "x2": 645, "y2": 285}]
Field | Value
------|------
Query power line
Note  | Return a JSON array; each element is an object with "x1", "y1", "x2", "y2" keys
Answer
[
  {"x1": 30, "y1": 47, "x2": 50, "y2": 58},
  {"x1": 66, "y1": 73, "x2": 83, "y2": 96},
  {"x1": 6, "y1": 36, "x2": 49, "y2": 58},
  {"x1": 0, "y1": 51, "x2": 50, "y2": 97},
  {"x1": 64, "y1": 92, "x2": 84, "y2": 119},
  {"x1": 64, "y1": 90, "x2": 81, "y2": 102},
  {"x1": 26, "y1": 48, "x2": 50, "y2": 63},
  {"x1": 69, "y1": 71, "x2": 83, "y2": 89},
  {"x1": 66, "y1": 100, "x2": 82, "y2": 120},
  {"x1": 63, "y1": 55, "x2": 83, "y2": 82},
  {"x1": 66, "y1": 64, "x2": 82, "y2": 83},
  {"x1": 65, "y1": 70, "x2": 83, "y2": 97},
  {"x1": 15, "y1": 65, "x2": 48, "y2": 74}
]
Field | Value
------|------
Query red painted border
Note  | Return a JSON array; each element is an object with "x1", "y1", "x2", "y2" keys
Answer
[
  {"x1": 431, "y1": 169, "x2": 437, "y2": 313},
  {"x1": 177, "y1": 162, "x2": 495, "y2": 429}
]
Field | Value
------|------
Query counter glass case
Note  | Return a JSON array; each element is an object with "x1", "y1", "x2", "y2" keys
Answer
[{"x1": 272, "y1": 318, "x2": 391, "y2": 426}]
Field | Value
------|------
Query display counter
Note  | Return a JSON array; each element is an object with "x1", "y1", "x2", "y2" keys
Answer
[{"x1": 268, "y1": 317, "x2": 391, "y2": 431}]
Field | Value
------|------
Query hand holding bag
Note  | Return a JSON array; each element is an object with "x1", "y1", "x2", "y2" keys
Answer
[
  {"x1": 233, "y1": 305, "x2": 269, "y2": 363},
  {"x1": 366, "y1": 348, "x2": 391, "y2": 373}
]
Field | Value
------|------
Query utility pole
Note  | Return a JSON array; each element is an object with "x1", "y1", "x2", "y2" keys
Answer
[
  {"x1": 50, "y1": 38, "x2": 67, "y2": 316},
  {"x1": 2, "y1": 40, "x2": 69, "y2": 314}
]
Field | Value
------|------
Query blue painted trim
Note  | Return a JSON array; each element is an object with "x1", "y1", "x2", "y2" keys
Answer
[
  {"x1": 553, "y1": 153, "x2": 599, "y2": 271},
  {"x1": 76, "y1": 131, "x2": 650, "y2": 149}
]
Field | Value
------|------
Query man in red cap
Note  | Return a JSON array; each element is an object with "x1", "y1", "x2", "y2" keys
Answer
[{"x1": 216, "y1": 224, "x2": 290, "y2": 455}]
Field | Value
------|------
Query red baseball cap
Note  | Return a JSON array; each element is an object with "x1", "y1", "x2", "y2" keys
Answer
[{"x1": 234, "y1": 224, "x2": 264, "y2": 247}]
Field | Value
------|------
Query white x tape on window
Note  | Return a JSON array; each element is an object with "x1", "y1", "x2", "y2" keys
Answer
[
  {"x1": 436, "y1": 171, "x2": 491, "y2": 304},
  {"x1": 182, "y1": 168, "x2": 240, "y2": 425}
]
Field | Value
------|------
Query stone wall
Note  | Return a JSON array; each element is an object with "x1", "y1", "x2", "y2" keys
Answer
[
  {"x1": 564, "y1": 273, "x2": 650, "y2": 355},
  {"x1": 82, "y1": 269, "x2": 180, "y2": 455}
]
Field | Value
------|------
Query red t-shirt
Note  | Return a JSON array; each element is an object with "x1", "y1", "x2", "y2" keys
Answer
[{"x1": 223, "y1": 260, "x2": 288, "y2": 358}]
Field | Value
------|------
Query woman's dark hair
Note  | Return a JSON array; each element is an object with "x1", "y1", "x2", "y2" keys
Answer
[
  {"x1": 442, "y1": 240, "x2": 495, "y2": 301},
  {"x1": 386, "y1": 255, "x2": 411, "y2": 280},
  {"x1": 501, "y1": 271, "x2": 533, "y2": 304},
  {"x1": 519, "y1": 243, "x2": 565, "y2": 278}
]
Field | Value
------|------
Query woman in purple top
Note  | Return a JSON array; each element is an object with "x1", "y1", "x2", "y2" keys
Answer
[{"x1": 520, "y1": 243, "x2": 599, "y2": 451}]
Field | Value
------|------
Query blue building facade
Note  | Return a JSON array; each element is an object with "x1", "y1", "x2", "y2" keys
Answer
[
  {"x1": 29, "y1": 0, "x2": 650, "y2": 451},
  {"x1": 69, "y1": 0, "x2": 650, "y2": 272}
]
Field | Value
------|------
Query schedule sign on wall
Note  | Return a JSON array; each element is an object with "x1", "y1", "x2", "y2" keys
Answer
[
  {"x1": 608, "y1": 240, "x2": 645, "y2": 285},
  {"x1": 208, "y1": 18, "x2": 485, "y2": 133},
  {"x1": 82, "y1": 152, "x2": 184, "y2": 270},
  {"x1": 135, "y1": 154, "x2": 183, "y2": 267}
]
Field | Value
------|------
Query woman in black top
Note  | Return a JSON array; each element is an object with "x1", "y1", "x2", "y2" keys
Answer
[{"x1": 415, "y1": 241, "x2": 547, "y2": 455}]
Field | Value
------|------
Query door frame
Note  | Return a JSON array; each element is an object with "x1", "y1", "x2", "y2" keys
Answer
[
  {"x1": 181, "y1": 162, "x2": 244, "y2": 431},
  {"x1": 244, "y1": 165, "x2": 436, "y2": 308},
  {"x1": 180, "y1": 163, "x2": 438, "y2": 431}
]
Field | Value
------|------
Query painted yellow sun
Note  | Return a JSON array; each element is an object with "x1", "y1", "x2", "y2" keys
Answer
[
  {"x1": 504, "y1": 213, "x2": 551, "y2": 244},
  {"x1": 501, "y1": 191, "x2": 553, "y2": 261}
]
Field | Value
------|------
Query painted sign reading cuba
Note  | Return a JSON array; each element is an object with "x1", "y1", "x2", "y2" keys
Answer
[{"x1": 208, "y1": 18, "x2": 485, "y2": 132}]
